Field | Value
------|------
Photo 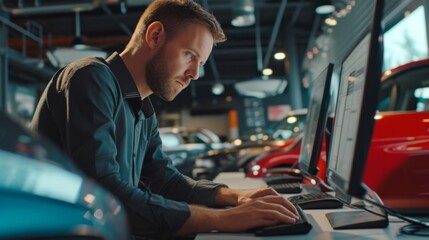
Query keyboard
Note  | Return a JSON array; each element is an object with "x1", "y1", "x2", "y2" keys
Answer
[
  {"x1": 288, "y1": 192, "x2": 343, "y2": 209},
  {"x1": 252, "y1": 205, "x2": 312, "y2": 236},
  {"x1": 263, "y1": 174, "x2": 303, "y2": 185},
  {"x1": 269, "y1": 182, "x2": 303, "y2": 194}
]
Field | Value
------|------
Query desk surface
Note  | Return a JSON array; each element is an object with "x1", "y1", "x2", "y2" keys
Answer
[{"x1": 196, "y1": 172, "x2": 425, "y2": 240}]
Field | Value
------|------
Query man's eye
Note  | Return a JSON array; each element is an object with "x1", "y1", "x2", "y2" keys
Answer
[{"x1": 188, "y1": 52, "x2": 196, "y2": 60}]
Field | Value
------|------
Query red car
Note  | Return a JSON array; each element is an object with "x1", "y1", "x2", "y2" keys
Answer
[{"x1": 245, "y1": 59, "x2": 429, "y2": 213}]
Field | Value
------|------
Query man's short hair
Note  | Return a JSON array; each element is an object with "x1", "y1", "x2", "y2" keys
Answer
[{"x1": 131, "y1": 0, "x2": 226, "y2": 45}]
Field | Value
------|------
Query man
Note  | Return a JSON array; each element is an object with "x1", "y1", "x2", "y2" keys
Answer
[{"x1": 32, "y1": 0, "x2": 298, "y2": 238}]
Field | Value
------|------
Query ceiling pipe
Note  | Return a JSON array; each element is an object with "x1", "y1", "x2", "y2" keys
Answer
[
  {"x1": 143, "y1": 2, "x2": 309, "y2": 11},
  {"x1": 100, "y1": 3, "x2": 132, "y2": 36},
  {"x1": 291, "y1": 0, "x2": 304, "y2": 24},
  {"x1": 301, "y1": 15, "x2": 321, "y2": 68},
  {"x1": 0, "y1": 15, "x2": 42, "y2": 45},
  {"x1": 255, "y1": 0, "x2": 263, "y2": 72},
  {"x1": 262, "y1": 0, "x2": 288, "y2": 69},
  {"x1": 74, "y1": 11, "x2": 82, "y2": 45},
  {"x1": 202, "y1": 0, "x2": 224, "y2": 95},
  {"x1": 1, "y1": 1, "x2": 104, "y2": 15},
  {"x1": 2, "y1": 0, "x2": 134, "y2": 37}
]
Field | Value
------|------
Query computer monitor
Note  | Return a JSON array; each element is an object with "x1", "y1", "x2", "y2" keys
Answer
[
  {"x1": 325, "y1": 0, "x2": 386, "y2": 229},
  {"x1": 297, "y1": 63, "x2": 334, "y2": 177}
]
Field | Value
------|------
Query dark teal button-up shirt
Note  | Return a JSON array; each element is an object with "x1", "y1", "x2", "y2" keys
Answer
[{"x1": 31, "y1": 52, "x2": 226, "y2": 236}]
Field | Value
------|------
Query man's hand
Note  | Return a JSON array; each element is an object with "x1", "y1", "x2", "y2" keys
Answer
[
  {"x1": 176, "y1": 187, "x2": 299, "y2": 236},
  {"x1": 176, "y1": 194, "x2": 299, "y2": 236},
  {"x1": 235, "y1": 187, "x2": 282, "y2": 205},
  {"x1": 214, "y1": 187, "x2": 292, "y2": 207},
  {"x1": 215, "y1": 194, "x2": 300, "y2": 232}
]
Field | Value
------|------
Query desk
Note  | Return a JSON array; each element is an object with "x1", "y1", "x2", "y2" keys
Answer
[{"x1": 196, "y1": 172, "x2": 425, "y2": 240}]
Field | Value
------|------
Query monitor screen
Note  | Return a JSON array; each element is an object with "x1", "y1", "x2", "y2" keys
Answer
[
  {"x1": 297, "y1": 63, "x2": 334, "y2": 177},
  {"x1": 327, "y1": 0, "x2": 384, "y2": 203}
]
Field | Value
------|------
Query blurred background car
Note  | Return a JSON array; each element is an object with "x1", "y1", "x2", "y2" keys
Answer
[
  {"x1": 159, "y1": 126, "x2": 232, "y2": 177},
  {"x1": 234, "y1": 108, "x2": 307, "y2": 145},
  {"x1": 0, "y1": 112, "x2": 130, "y2": 240},
  {"x1": 191, "y1": 110, "x2": 307, "y2": 180}
]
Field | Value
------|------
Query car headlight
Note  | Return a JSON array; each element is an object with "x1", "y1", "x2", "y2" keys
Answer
[{"x1": 250, "y1": 165, "x2": 261, "y2": 171}]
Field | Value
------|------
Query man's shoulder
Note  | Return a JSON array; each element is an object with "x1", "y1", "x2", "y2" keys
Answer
[
  {"x1": 57, "y1": 57, "x2": 115, "y2": 83},
  {"x1": 68, "y1": 57, "x2": 111, "y2": 73},
  {"x1": 52, "y1": 57, "x2": 118, "y2": 92}
]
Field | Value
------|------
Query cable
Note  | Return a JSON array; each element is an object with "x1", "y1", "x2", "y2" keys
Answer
[
  {"x1": 399, "y1": 224, "x2": 429, "y2": 236},
  {"x1": 360, "y1": 195, "x2": 429, "y2": 236},
  {"x1": 362, "y1": 195, "x2": 429, "y2": 227}
]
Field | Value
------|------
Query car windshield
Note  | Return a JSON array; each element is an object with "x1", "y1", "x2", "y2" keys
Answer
[
  {"x1": 160, "y1": 133, "x2": 182, "y2": 147},
  {"x1": 266, "y1": 114, "x2": 307, "y2": 140},
  {"x1": 378, "y1": 59, "x2": 429, "y2": 112}
]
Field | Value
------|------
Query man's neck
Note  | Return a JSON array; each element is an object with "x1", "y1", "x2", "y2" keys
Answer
[{"x1": 119, "y1": 49, "x2": 152, "y2": 99}]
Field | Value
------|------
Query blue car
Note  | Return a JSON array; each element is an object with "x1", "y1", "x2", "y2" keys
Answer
[{"x1": 0, "y1": 112, "x2": 130, "y2": 240}]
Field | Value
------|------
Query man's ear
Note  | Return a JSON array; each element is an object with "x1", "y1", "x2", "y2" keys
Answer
[{"x1": 145, "y1": 21, "x2": 165, "y2": 49}]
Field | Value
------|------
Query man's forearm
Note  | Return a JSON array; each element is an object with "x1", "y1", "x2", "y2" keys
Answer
[
  {"x1": 176, "y1": 205, "x2": 220, "y2": 236},
  {"x1": 214, "y1": 187, "x2": 239, "y2": 206}
]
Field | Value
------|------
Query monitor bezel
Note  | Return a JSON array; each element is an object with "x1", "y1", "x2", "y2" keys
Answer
[{"x1": 298, "y1": 63, "x2": 334, "y2": 177}]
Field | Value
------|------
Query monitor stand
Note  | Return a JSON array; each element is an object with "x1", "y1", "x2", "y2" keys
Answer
[{"x1": 325, "y1": 188, "x2": 389, "y2": 229}]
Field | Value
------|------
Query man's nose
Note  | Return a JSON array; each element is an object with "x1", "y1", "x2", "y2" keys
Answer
[{"x1": 186, "y1": 63, "x2": 200, "y2": 81}]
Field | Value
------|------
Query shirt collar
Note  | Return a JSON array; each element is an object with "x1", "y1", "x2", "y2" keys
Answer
[
  {"x1": 106, "y1": 52, "x2": 140, "y2": 99},
  {"x1": 105, "y1": 52, "x2": 154, "y2": 117}
]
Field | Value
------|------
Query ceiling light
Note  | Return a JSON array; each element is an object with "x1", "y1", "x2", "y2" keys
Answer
[
  {"x1": 286, "y1": 116, "x2": 297, "y2": 124},
  {"x1": 231, "y1": 13, "x2": 255, "y2": 27},
  {"x1": 312, "y1": 47, "x2": 319, "y2": 54},
  {"x1": 212, "y1": 82, "x2": 225, "y2": 95},
  {"x1": 325, "y1": 17, "x2": 337, "y2": 26},
  {"x1": 262, "y1": 68, "x2": 273, "y2": 76},
  {"x1": 231, "y1": 0, "x2": 255, "y2": 27},
  {"x1": 234, "y1": 79, "x2": 287, "y2": 98},
  {"x1": 316, "y1": 5, "x2": 335, "y2": 15},
  {"x1": 315, "y1": 0, "x2": 335, "y2": 15},
  {"x1": 274, "y1": 52, "x2": 286, "y2": 60}
]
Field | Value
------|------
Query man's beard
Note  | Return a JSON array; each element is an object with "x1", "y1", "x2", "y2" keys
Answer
[{"x1": 146, "y1": 46, "x2": 179, "y2": 101}]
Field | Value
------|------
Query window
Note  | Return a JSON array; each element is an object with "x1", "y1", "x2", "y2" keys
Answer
[
  {"x1": 414, "y1": 87, "x2": 429, "y2": 111},
  {"x1": 384, "y1": 5, "x2": 428, "y2": 71}
]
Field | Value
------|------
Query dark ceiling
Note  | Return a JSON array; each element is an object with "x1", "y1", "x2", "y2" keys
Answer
[{"x1": 4, "y1": 0, "x2": 324, "y2": 110}]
